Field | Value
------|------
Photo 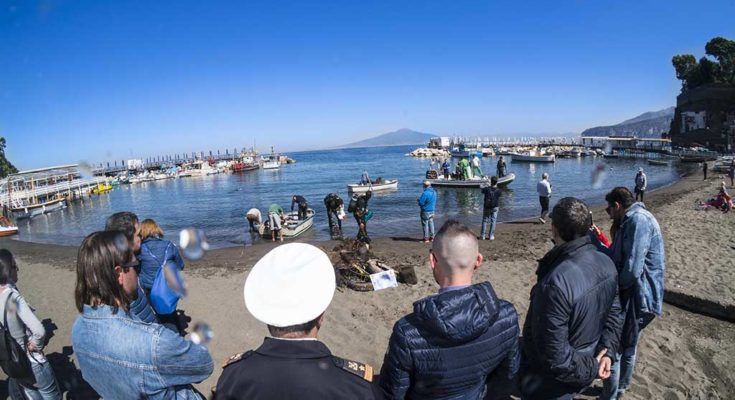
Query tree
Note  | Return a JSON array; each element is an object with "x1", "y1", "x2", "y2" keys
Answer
[
  {"x1": 672, "y1": 54, "x2": 697, "y2": 88},
  {"x1": 705, "y1": 36, "x2": 735, "y2": 84},
  {"x1": 0, "y1": 137, "x2": 18, "y2": 178}
]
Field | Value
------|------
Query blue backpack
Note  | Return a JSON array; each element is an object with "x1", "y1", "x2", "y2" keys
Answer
[{"x1": 146, "y1": 243, "x2": 182, "y2": 315}]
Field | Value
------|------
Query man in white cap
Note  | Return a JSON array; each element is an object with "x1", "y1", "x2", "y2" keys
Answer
[{"x1": 214, "y1": 243, "x2": 383, "y2": 400}]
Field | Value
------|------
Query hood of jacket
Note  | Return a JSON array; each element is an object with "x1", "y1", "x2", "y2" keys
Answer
[{"x1": 412, "y1": 282, "x2": 500, "y2": 344}]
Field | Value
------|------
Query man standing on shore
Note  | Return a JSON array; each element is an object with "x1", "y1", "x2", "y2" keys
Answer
[
  {"x1": 417, "y1": 180, "x2": 437, "y2": 243},
  {"x1": 601, "y1": 187, "x2": 665, "y2": 400},
  {"x1": 537, "y1": 173, "x2": 552, "y2": 224},
  {"x1": 216, "y1": 243, "x2": 382, "y2": 399},
  {"x1": 634, "y1": 168, "x2": 646, "y2": 202},
  {"x1": 380, "y1": 220, "x2": 519, "y2": 399},
  {"x1": 324, "y1": 193, "x2": 345, "y2": 240},
  {"x1": 520, "y1": 197, "x2": 622, "y2": 400},
  {"x1": 703, "y1": 161, "x2": 708, "y2": 180},
  {"x1": 480, "y1": 176, "x2": 501, "y2": 240},
  {"x1": 728, "y1": 162, "x2": 734, "y2": 187}
]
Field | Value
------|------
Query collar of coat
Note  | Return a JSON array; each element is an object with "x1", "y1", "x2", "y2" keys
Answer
[
  {"x1": 536, "y1": 235, "x2": 592, "y2": 278},
  {"x1": 255, "y1": 337, "x2": 332, "y2": 359}
]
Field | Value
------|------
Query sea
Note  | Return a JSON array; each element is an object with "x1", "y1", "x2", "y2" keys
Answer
[{"x1": 13, "y1": 145, "x2": 685, "y2": 248}]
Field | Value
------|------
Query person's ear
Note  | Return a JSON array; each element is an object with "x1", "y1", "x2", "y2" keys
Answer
[
  {"x1": 429, "y1": 251, "x2": 437, "y2": 271},
  {"x1": 474, "y1": 253, "x2": 483, "y2": 270},
  {"x1": 114, "y1": 265, "x2": 125, "y2": 286}
]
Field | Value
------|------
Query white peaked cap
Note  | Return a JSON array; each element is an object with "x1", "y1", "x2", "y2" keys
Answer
[{"x1": 244, "y1": 243, "x2": 336, "y2": 327}]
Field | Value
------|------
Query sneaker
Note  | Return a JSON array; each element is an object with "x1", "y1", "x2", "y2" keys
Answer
[
  {"x1": 538, "y1": 217, "x2": 545, "y2": 224},
  {"x1": 489, "y1": 235, "x2": 495, "y2": 241}
]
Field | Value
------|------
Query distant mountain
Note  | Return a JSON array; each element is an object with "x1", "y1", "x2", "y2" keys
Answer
[
  {"x1": 338, "y1": 128, "x2": 434, "y2": 148},
  {"x1": 581, "y1": 107, "x2": 675, "y2": 138}
]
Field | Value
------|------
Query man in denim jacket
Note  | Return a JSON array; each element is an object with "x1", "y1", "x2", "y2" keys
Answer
[
  {"x1": 72, "y1": 231, "x2": 213, "y2": 399},
  {"x1": 600, "y1": 187, "x2": 665, "y2": 400}
]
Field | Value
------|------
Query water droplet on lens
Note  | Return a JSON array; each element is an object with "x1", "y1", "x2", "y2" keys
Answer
[
  {"x1": 603, "y1": 142, "x2": 612, "y2": 154},
  {"x1": 179, "y1": 228, "x2": 209, "y2": 260},
  {"x1": 78, "y1": 161, "x2": 94, "y2": 179},
  {"x1": 190, "y1": 322, "x2": 213, "y2": 345},
  {"x1": 591, "y1": 163, "x2": 607, "y2": 189},
  {"x1": 163, "y1": 261, "x2": 187, "y2": 297},
  {"x1": 113, "y1": 233, "x2": 129, "y2": 253}
]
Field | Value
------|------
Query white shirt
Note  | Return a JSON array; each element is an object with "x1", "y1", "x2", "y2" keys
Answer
[{"x1": 537, "y1": 179, "x2": 551, "y2": 197}]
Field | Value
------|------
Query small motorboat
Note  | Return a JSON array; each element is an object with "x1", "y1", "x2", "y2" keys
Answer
[
  {"x1": 11, "y1": 198, "x2": 66, "y2": 220},
  {"x1": 0, "y1": 217, "x2": 18, "y2": 237},
  {"x1": 511, "y1": 151, "x2": 555, "y2": 163},
  {"x1": 259, "y1": 209, "x2": 315, "y2": 239},
  {"x1": 427, "y1": 173, "x2": 515, "y2": 188},
  {"x1": 647, "y1": 159, "x2": 669, "y2": 166},
  {"x1": 347, "y1": 179, "x2": 398, "y2": 193},
  {"x1": 90, "y1": 182, "x2": 113, "y2": 195}
]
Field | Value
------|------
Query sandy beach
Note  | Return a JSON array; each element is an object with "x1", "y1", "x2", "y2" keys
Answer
[{"x1": 1, "y1": 171, "x2": 733, "y2": 400}]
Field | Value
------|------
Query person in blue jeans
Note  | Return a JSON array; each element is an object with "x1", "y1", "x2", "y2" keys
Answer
[
  {"x1": 600, "y1": 187, "x2": 665, "y2": 400},
  {"x1": 72, "y1": 231, "x2": 213, "y2": 399},
  {"x1": 417, "y1": 180, "x2": 437, "y2": 243},
  {"x1": 480, "y1": 176, "x2": 501, "y2": 240}
]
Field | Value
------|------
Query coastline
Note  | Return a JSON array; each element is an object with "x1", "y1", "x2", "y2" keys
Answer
[{"x1": 1, "y1": 170, "x2": 734, "y2": 399}]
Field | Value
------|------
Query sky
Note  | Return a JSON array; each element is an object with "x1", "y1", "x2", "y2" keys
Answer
[{"x1": 1, "y1": 1, "x2": 733, "y2": 170}]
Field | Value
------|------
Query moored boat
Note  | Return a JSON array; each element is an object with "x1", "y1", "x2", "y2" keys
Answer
[
  {"x1": 347, "y1": 179, "x2": 398, "y2": 193},
  {"x1": 646, "y1": 159, "x2": 669, "y2": 166},
  {"x1": 427, "y1": 173, "x2": 515, "y2": 188},
  {"x1": 259, "y1": 209, "x2": 315, "y2": 239},
  {"x1": 0, "y1": 216, "x2": 18, "y2": 237},
  {"x1": 11, "y1": 197, "x2": 66, "y2": 220},
  {"x1": 511, "y1": 150, "x2": 555, "y2": 163}
]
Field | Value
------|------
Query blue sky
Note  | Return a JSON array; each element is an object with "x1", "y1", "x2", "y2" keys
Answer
[{"x1": 1, "y1": 1, "x2": 733, "y2": 170}]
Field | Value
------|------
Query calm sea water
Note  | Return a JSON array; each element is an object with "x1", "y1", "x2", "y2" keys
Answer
[{"x1": 13, "y1": 145, "x2": 684, "y2": 248}]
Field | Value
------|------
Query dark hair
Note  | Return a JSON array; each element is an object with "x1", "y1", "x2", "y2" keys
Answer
[
  {"x1": 0, "y1": 249, "x2": 17, "y2": 285},
  {"x1": 433, "y1": 219, "x2": 477, "y2": 246},
  {"x1": 75, "y1": 231, "x2": 134, "y2": 313},
  {"x1": 605, "y1": 187, "x2": 635, "y2": 209},
  {"x1": 490, "y1": 176, "x2": 498, "y2": 186},
  {"x1": 267, "y1": 316, "x2": 321, "y2": 338},
  {"x1": 105, "y1": 212, "x2": 139, "y2": 242},
  {"x1": 551, "y1": 197, "x2": 591, "y2": 242}
]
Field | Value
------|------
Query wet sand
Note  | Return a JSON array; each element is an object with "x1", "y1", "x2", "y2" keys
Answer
[{"x1": 1, "y1": 170, "x2": 733, "y2": 399}]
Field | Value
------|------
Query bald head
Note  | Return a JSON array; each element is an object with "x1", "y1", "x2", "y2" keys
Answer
[{"x1": 431, "y1": 220, "x2": 480, "y2": 276}]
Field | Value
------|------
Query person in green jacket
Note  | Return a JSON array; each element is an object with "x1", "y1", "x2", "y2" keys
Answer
[{"x1": 267, "y1": 204, "x2": 285, "y2": 242}]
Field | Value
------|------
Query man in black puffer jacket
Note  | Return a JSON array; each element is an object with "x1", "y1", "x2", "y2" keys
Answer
[
  {"x1": 380, "y1": 220, "x2": 520, "y2": 399},
  {"x1": 520, "y1": 197, "x2": 623, "y2": 400}
]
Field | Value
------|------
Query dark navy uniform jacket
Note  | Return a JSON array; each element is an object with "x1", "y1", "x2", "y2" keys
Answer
[{"x1": 215, "y1": 337, "x2": 383, "y2": 400}]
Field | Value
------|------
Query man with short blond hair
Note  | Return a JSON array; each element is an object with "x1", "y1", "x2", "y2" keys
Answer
[{"x1": 380, "y1": 220, "x2": 519, "y2": 399}]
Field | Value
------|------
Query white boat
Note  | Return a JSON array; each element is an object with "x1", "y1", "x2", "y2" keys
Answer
[
  {"x1": 511, "y1": 149, "x2": 555, "y2": 163},
  {"x1": 261, "y1": 160, "x2": 280, "y2": 170},
  {"x1": 259, "y1": 209, "x2": 315, "y2": 239},
  {"x1": 11, "y1": 197, "x2": 66, "y2": 219},
  {"x1": 0, "y1": 217, "x2": 18, "y2": 237},
  {"x1": 427, "y1": 173, "x2": 515, "y2": 188},
  {"x1": 347, "y1": 179, "x2": 398, "y2": 193}
]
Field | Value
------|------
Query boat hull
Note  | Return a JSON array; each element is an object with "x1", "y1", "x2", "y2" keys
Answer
[
  {"x1": 259, "y1": 210, "x2": 315, "y2": 238},
  {"x1": 0, "y1": 227, "x2": 18, "y2": 237},
  {"x1": 646, "y1": 159, "x2": 669, "y2": 166},
  {"x1": 11, "y1": 198, "x2": 66, "y2": 220},
  {"x1": 511, "y1": 154, "x2": 555, "y2": 163},
  {"x1": 347, "y1": 180, "x2": 398, "y2": 193},
  {"x1": 428, "y1": 173, "x2": 515, "y2": 188}
]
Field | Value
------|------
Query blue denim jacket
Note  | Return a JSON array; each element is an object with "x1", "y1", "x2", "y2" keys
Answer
[
  {"x1": 139, "y1": 237, "x2": 186, "y2": 291},
  {"x1": 610, "y1": 202, "x2": 665, "y2": 316},
  {"x1": 72, "y1": 304, "x2": 213, "y2": 399}
]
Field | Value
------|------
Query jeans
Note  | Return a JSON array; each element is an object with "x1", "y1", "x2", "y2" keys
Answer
[
  {"x1": 601, "y1": 314, "x2": 654, "y2": 400},
  {"x1": 539, "y1": 196, "x2": 550, "y2": 219},
  {"x1": 10, "y1": 361, "x2": 62, "y2": 400},
  {"x1": 420, "y1": 212, "x2": 435, "y2": 239},
  {"x1": 481, "y1": 208, "x2": 499, "y2": 239}
]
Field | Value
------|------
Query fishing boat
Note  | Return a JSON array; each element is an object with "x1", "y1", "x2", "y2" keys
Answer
[
  {"x1": 511, "y1": 149, "x2": 555, "y2": 163},
  {"x1": 231, "y1": 162, "x2": 259, "y2": 173},
  {"x1": 427, "y1": 173, "x2": 515, "y2": 188},
  {"x1": 0, "y1": 217, "x2": 17, "y2": 237},
  {"x1": 347, "y1": 179, "x2": 398, "y2": 193},
  {"x1": 11, "y1": 197, "x2": 66, "y2": 219},
  {"x1": 647, "y1": 159, "x2": 669, "y2": 166},
  {"x1": 261, "y1": 146, "x2": 281, "y2": 170},
  {"x1": 259, "y1": 209, "x2": 315, "y2": 239}
]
